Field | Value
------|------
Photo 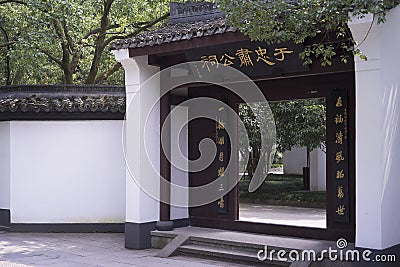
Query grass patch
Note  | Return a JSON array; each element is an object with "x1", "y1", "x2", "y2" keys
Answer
[
  {"x1": 271, "y1": 163, "x2": 283, "y2": 168},
  {"x1": 239, "y1": 174, "x2": 326, "y2": 205}
]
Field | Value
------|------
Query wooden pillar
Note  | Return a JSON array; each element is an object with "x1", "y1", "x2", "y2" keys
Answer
[{"x1": 156, "y1": 91, "x2": 173, "y2": 230}]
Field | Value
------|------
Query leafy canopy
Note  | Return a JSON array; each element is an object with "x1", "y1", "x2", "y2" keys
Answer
[
  {"x1": 0, "y1": 0, "x2": 170, "y2": 85},
  {"x1": 239, "y1": 99, "x2": 326, "y2": 172},
  {"x1": 216, "y1": 0, "x2": 400, "y2": 66},
  {"x1": 270, "y1": 99, "x2": 326, "y2": 153}
]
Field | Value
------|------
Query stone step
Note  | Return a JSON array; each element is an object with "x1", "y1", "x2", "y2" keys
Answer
[
  {"x1": 179, "y1": 243, "x2": 293, "y2": 266},
  {"x1": 156, "y1": 234, "x2": 190, "y2": 258},
  {"x1": 188, "y1": 235, "x2": 303, "y2": 254},
  {"x1": 151, "y1": 227, "x2": 339, "y2": 266},
  {"x1": 0, "y1": 225, "x2": 10, "y2": 231}
]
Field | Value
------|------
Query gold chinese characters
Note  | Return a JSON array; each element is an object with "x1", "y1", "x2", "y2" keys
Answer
[
  {"x1": 200, "y1": 47, "x2": 294, "y2": 72},
  {"x1": 218, "y1": 197, "x2": 225, "y2": 208},
  {"x1": 336, "y1": 96, "x2": 343, "y2": 107},
  {"x1": 335, "y1": 131, "x2": 343, "y2": 145},
  {"x1": 215, "y1": 111, "x2": 227, "y2": 211},
  {"x1": 336, "y1": 169, "x2": 345, "y2": 179},
  {"x1": 337, "y1": 186, "x2": 344, "y2": 199},
  {"x1": 336, "y1": 205, "x2": 345, "y2": 215},
  {"x1": 335, "y1": 151, "x2": 345, "y2": 163}
]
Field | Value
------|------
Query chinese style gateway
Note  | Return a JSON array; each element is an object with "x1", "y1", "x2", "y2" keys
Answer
[
  {"x1": 112, "y1": 2, "x2": 357, "y2": 246},
  {"x1": 0, "y1": 1, "x2": 399, "y2": 261},
  {"x1": 112, "y1": 1, "x2": 400, "y2": 253}
]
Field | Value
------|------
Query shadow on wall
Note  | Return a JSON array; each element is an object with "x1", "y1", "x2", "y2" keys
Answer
[{"x1": 382, "y1": 85, "x2": 400, "y2": 200}]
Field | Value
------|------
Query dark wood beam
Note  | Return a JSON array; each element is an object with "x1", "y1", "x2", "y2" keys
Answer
[{"x1": 129, "y1": 32, "x2": 249, "y2": 57}]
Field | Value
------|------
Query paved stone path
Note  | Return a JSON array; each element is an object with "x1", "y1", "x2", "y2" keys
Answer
[
  {"x1": 239, "y1": 203, "x2": 326, "y2": 228},
  {"x1": 0, "y1": 232, "x2": 247, "y2": 267}
]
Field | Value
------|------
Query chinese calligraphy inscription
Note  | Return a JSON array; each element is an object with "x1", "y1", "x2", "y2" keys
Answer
[
  {"x1": 200, "y1": 46, "x2": 293, "y2": 72},
  {"x1": 215, "y1": 104, "x2": 229, "y2": 213},
  {"x1": 186, "y1": 40, "x2": 308, "y2": 77},
  {"x1": 332, "y1": 89, "x2": 350, "y2": 223}
]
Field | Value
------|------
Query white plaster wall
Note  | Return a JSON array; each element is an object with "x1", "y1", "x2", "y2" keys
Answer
[
  {"x1": 116, "y1": 52, "x2": 161, "y2": 224},
  {"x1": 283, "y1": 147, "x2": 307, "y2": 175},
  {"x1": 350, "y1": 15, "x2": 383, "y2": 249},
  {"x1": 0, "y1": 122, "x2": 10, "y2": 210},
  {"x1": 9, "y1": 120, "x2": 125, "y2": 223},
  {"x1": 349, "y1": 6, "x2": 400, "y2": 249},
  {"x1": 317, "y1": 149, "x2": 326, "y2": 191},
  {"x1": 137, "y1": 86, "x2": 160, "y2": 223},
  {"x1": 309, "y1": 148, "x2": 326, "y2": 191},
  {"x1": 379, "y1": 7, "x2": 400, "y2": 250},
  {"x1": 283, "y1": 146, "x2": 326, "y2": 190},
  {"x1": 170, "y1": 106, "x2": 189, "y2": 220}
]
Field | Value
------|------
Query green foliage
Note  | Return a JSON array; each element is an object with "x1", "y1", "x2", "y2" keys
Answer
[
  {"x1": 216, "y1": 0, "x2": 400, "y2": 66},
  {"x1": 271, "y1": 163, "x2": 283, "y2": 168},
  {"x1": 239, "y1": 98, "x2": 326, "y2": 171},
  {"x1": 271, "y1": 98, "x2": 326, "y2": 153},
  {"x1": 240, "y1": 98, "x2": 325, "y2": 152},
  {"x1": 238, "y1": 102, "x2": 277, "y2": 176},
  {"x1": 239, "y1": 174, "x2": 326, "y2": 205},
  {"x1": 0, "y1": 0, "x2": 170, "y2": 85}
]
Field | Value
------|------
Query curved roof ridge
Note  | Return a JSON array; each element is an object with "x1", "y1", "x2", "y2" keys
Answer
[{"x1": 111, "y1": 16, "x2": 237, "y2": 51}]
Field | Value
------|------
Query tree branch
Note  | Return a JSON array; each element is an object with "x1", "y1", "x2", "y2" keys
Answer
[
  {"x1": 62, "y1": 21, "x2": 75, "y2": 52},
  {"x1": 52, "y1": 19, "x2": 70, "y2": 66},
  {"x1": 39, "y1": 49, "x2": 63, "y2": 67},
  {"x1": 0, "y1": 0, "x2": 26, "y2": 5},
  {"x1": 94, "y1": 62, "x2": 122, "y2": 84},
  {"x1": 62, "y1": 21, "x2": 82, "y2": 74},
  {"x1": 82, "y1": 24, "x2": 120, "y2": 40},
  {"x1": 0, "y1": 40, "x2": 17, "y2": 47},
  {"x1": 51, "y1": 19, "x2": 74, "y2": 83},
  {"x1": 62, "y1": 21, "x2": 81, "y2": 73},
  {"x1": 0, "y1": 26, "x2": 12, "y2": 85},
  {"x1": 102, "y1": 12, "x2": 170, "y2": 49},
  {"x1": 70, "y1": 51, "x2": 81, "y2": 73},
  {"x1": 85, "y1": 0, "x2": 115, "y2": 84}
]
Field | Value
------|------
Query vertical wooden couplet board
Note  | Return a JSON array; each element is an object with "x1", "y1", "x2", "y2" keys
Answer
[
  {"x1": 215, "y1": 105, "x2": 229, "y2": 214},
  {"x1": 331, "y1": 89, "x2": 350, "y2": 223}
]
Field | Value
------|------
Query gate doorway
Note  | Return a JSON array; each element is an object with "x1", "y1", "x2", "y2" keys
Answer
[
  {"x1": 238, "y1": 98, "x2": 327, "y2": 229},
  {"x1": 187, "y1": 72, "x2": 355, "y2": 241}
]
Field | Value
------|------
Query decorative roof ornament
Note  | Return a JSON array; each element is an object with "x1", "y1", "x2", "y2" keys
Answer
[{"x1": 169, "y1": 2, "x2": 225, "y2": 24}]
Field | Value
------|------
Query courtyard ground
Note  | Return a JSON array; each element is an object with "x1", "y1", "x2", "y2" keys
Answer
[
  {"x1": 0, "y1": 232, "x2": 247, "y2": 267},
  {"x1": 239, "y1": 203, "x2": 326, "y2": 228}
]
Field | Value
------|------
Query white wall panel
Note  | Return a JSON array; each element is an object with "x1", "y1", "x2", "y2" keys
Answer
[{"x1": 9, "y1": 120, "x2": 125, "y2": 223}]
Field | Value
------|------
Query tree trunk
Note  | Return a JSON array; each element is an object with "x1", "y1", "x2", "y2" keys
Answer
[
  {"x1": 247, "y1": 151, "x2": 254, "y2": 178},
  {"x1": 61, "y1": 46, "x2": 73, "y2": 84},
  {"x1": 0, "y1": 27, "x2": 11, "y2": 85},
  {"x1": 85, "y1": 0, "x2": 114, "y2": 84},
  {"x1": 303, "y1": 148, "x2": 311, "y2": 190},
  {"x1": 63, "y1": 67, "x2": 73, "y2": 84},
  {"x1": 85, "y1": 50, "x2": 102, "y2": 84},
  {"x1": 250, "y1": 145, "x2": 260, "y2": 175}
]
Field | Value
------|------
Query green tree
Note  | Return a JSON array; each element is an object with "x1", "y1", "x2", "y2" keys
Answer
[
  {"x1": 239, "y1": 102, "x2": 277, "y2": 179},
  {"x1": 239, "y1": 99, "x2": 326, "y2": 177},
  {"x1": 239, "y1": 104, "x2": 261, "y2": 177},
  {"x1": 216, "y1": 0, "x2": 400, "y2": 66},
  {"x1": 0, "y1": 0, "x2": 170, "y2": 85},
  {"x1": 0, "y1": 0, "x2": 27, "y2": 84},
  {"x1": 271, "y1": 99, "x2": 326, "y2": 169}
]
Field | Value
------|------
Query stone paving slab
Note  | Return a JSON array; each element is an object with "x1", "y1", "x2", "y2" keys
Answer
[
  {"x1": 0, "y1": 232, "x2": 247, "y2": 267},
  {"x1": 239, "y1": 203, "x2": 326, "y2": 229}
]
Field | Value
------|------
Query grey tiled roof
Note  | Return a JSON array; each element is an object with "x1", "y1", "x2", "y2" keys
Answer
[
  {"x1": 111, "y1": 17, "x2": 237, "y2": 50},
  {"x1": 0, "y1": 85, "x2": 125, "y2": 117}
]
